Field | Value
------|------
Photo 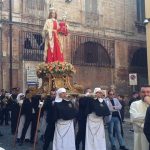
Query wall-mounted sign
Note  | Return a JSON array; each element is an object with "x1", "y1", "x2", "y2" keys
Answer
[
  {"x1": 129, "y1": 73, "x2": 137, "y2": 85},
  {"x1": 27, "y1": 69, "x2": 38, "y2": 85}
]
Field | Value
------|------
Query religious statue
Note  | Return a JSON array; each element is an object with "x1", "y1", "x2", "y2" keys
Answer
[
  {"x1": 58, "y1": 15, "x2": 68, "y2": 36},
  {"x1": 43, "y1": 8, "x2": 68, "y2": 63},
  {"x1": 38, "y1": 8, "x2": 83, "y2": 93}
]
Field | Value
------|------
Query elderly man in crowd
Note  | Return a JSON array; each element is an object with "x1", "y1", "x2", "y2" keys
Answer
[{"x1": 105, "y1": 90, "x2": 128, "y2": 150}]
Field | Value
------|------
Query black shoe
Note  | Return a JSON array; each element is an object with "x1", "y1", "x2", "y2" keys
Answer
[
  {"x1": 30, "y1": 140, "x2": 34, "y2": 144},
  {"x1": 25, "y1": 139, "x2": 30, "y2": 143},
  {"x1": 19, "y1": 140, "x2": 23, "y2": 146},
  {"x1": 120, "y1": 146, "x2": 128, "y2": 150},
  {"x1": 16, "y1": 138, "x2": 20, "y2": 143},
  {"x1": 112, "y1": 145, "x2": 116, "y2": 150}
]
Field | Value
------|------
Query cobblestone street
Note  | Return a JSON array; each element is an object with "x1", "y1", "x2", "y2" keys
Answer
[{"x1": 0, "y1": 119, "x2": 134, "y2": 150}]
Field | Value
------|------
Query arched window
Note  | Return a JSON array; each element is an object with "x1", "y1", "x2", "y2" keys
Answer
[
  {"x1": 84, "y1": 42, "x2": 98, "y2": 63},
  {"x1": 129, "y1": 48, "x2": 148, "y2": 88},
  {"x1": 131, "y1": 48, "x2": 147, "y2": 67},
  {"x1": 73, "y1": 41, "x2": 111, "y2": 67}
]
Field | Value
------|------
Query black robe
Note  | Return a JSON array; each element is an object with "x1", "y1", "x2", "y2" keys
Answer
[
  {"x1": 76, "y1": 96, "x2": 93, "y2": 150},
  {"x1": 21, "y1": 95, "x2": 39, "y2": 117},
  {"x1": 144, "y1": 106, "x2": 150, "y2": 150},
  {"x1": 54, "y1": 100, "x2": 77, "y2": 121},
  {"x1": 77, "y1": 96, "x2": 92, "y2": 121},
  {"x1": 20, "y1": 95, "x2": 40, "y2": 142},
  {"x1": 86, "y1": 98, "x2": 110, "y2": 117},
  {"x1": 42, "y1": 95, "x2": 55, "y2": 115},
  {"x1": 8, "y1": 94, "x2": 20, "y2": 134},
  {"x1": 43, "y1": 96, "x2": 56, "y2": 150}
]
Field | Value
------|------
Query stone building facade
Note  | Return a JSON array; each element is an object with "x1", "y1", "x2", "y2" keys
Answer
[{"x1": 0, "y1": 0, "x2": 147, "y2": 94}]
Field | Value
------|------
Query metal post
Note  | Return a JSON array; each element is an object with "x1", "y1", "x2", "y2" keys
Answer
[
  {"x1": 9, "y1": 0, "x2": 13, "y2": 91},
  {"x1": 132, "y1": 85, "x2": 135, "y2": 92}
]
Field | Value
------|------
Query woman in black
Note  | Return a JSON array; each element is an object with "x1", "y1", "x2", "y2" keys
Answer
[
  {"x1": 53, "y1": 88, "x2": 77, "y2": 150},
  {"x1": 85, "y1": 87, "x2": 110, "y2": 150}
]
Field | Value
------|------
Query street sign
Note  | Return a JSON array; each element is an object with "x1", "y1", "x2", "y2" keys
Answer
[
  {"x1": 129, "y1": 73, "x2": 137, "y2": 85},
  {"x1": 27, "y1": 69, "x2": 38, "y2": 85}
]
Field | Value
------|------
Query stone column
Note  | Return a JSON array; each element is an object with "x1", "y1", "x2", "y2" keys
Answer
[{"x1": 114, "y1": 40, "x2": 129, "y2": 95}]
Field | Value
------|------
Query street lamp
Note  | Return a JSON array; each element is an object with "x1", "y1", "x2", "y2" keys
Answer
[{"x1": 144, "y1": 18, "x2": 150, "y2": 25}]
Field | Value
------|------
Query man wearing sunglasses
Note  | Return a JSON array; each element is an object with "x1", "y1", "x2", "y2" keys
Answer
[{"x1": 105, "y1": 90, "x2": 128, "y2": 150}]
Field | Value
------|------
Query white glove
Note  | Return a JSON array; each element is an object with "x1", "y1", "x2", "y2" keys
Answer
[
  {"x1": 38, "y1": 101, "x2": 44, "y2": 108},
  {"x1": 85, "y1": 92, "x2": 90, "y2": 96},
  {"x1": 140, "y1": 123, "x2": 144, "y2": 129},
  {"x1": 18, "y1": 100, "x2": 23, "y2": 106}
]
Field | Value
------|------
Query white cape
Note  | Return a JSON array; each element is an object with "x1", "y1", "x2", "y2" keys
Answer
[
  {"x1": 53, "y1": 119, "x2": 76, "y2": 150},
  {"x1": 130, "y1": 100, "x2": 149, "y2": 150},
  {"x1": 85, "y1": 113, "x2": 106, "y2": 150}
]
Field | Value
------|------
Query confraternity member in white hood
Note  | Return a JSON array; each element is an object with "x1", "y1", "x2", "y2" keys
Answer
[
  {"x1": 85, "y1": 88, "x2": 110, "y2": 150},
  {"x1": 130, "y1": 85, "x2": 150, "y2": 150},
  {"x1": 53, "y1": 88, "x2": 77, "y2": 150}
]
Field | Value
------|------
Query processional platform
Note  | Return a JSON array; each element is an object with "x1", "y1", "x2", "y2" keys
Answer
[{"x1": 36, "y1": 61, "x2": 83, "y2": 94}]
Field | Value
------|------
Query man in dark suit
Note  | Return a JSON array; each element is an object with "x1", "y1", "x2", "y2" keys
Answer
[
  {"x1": 75, "y1": 88, "x2": 92, "y2": 150},
  {"x1": 0, "y1": 89, "x2": 9, "y2": 126},
  {"x1": 9, "y1": 88, "x2": 20, "y2": 134},
  {"x1": 43, "y1": 89, "x2": 56, "y2": 150},
  {"x1": 19, "y1": 89, "x2": 40, "y2": 145}
]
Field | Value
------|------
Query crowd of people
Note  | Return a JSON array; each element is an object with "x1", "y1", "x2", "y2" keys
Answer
[{"x1": 0, "y1": 85, "x2": 150, "y2": 150}]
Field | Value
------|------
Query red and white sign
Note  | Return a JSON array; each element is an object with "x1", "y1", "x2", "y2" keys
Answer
[{"x1": 129, "y1": 73, "x2": 137, "y2": 85}]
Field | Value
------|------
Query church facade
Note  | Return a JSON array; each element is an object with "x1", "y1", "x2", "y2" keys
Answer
[{"x1": 0, "y1": 0, "x2": 147, "y2": 94}]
